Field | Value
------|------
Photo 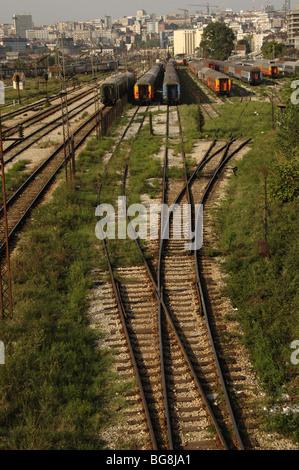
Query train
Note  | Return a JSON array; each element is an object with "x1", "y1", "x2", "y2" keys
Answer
[
  {"x1": 203, "y1": 59, "x2": 263, "y2": 85},
  {"x1": 48, "y1": 61, "x2": 116, "y2": 77},
  {"x1": 247, "y1": 59, "x2": 279, "y2": 78},
  {"x1": 162, "y1": 62, "x2": 181, "y2": 105},
  {"x1": 257, "y1": 60, "x2": 299, "y2": 76},
  {"x1": 0, "y1": 61, "x2": 116, "y2": 80},
  {"x1": 100, "y1": 71, "x2": 135, "y2": 105},
  {"x1": 189, "y1": 61, "x2": 233, "y2": 95},
  {"x1": 175, "y1": 58, "x2": 188, "y2": 66},
  {"x1": 134, "y1": 62, "x2": 164, "y2": 104}
]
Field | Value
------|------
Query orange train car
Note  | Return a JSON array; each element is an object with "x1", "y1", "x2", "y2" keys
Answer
[
  {"x1": 250, "y1": 59, "x2": 279, "y2": 78},
  {"x1": 134, "y1": 63, "x2": 164, "y2": 104},
  {"x1": 189, "y1": 61, "x2": 233, "y2": 95}
]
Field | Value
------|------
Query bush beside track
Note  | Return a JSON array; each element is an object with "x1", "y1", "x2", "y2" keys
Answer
[{"x1": 211, "y1": 96, "x2": 299, "y2": 443}]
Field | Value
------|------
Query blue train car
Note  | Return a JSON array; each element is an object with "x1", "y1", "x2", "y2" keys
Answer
[{"x1": 162, "y1": 62, "x2": 181, "y2": 105}]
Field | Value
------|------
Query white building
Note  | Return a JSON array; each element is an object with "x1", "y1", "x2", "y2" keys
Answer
[
  {"x1": 252, "y1": 32, "x2": 269, "y2": 52},
  {"x1": 173, "y1": 28, "x2": 203, "y2": 56},
  {"x1": 26, "y1": 29, "x2": 50, "y2": 41},
  {"x1": 147, "y1": 21, "x2": 158, "y2": 35}
]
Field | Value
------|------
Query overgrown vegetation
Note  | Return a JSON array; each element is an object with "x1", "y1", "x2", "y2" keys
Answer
[
  {"x1": 0, "y1": 119, "x2": 135, "y2": 449},
  {"x1": 212, "y1": 87, "x2": 299, "y2": 442}
]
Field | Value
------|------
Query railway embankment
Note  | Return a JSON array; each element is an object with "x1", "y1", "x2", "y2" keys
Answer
[{"x1": 209, "y1": 97, "x2": 299, "y2": 445}]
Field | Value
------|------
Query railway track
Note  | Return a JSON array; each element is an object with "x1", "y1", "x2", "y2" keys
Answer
[
  {"x1": 1, "y1": 71, "x2": 112, "y2": 123},
  {"x1": 183, "y1": 70, "x2": 222, "y2": 119},
  {"x1": 95, "y1": 103, "x2": 252, "y2": 449},
  {"x1": 2, "y1": 87, "x2": 94, "y2": 139},
  {"x1": 0, "y1": 101, "x2": 123, "y2": 255},
  {"x1": 2, "y1": 93, "x2": 98, "y2": 167}
]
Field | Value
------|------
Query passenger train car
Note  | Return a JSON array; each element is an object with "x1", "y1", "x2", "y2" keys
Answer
[
  {"x1": 100, "y1": 71, "x2": 135, "y2": 105},
  {"x1": 134, "y1": 63, "x2": 164, "y2": 104},
  {"x1": 265, "y1": 60, "x2": 299, "y2": 76},
  {"x1": 162, "y1": 62, "x2": 181, "y2": 104},
  {"x1": 189, "y1": 61, "x2": 233, "y2": 95},
  {"x1": 203, "y1": 59, "x2": 262, "y2": 85},
  {"x1": 248, "y1": 59, "x2": 279, "y2": 78}
]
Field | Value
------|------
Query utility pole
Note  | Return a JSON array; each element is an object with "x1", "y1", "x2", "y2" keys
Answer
[
  {"x1": 0, "y1": 115, "x2": 13, "y2": 319},
  {"x1": 90, "y1": 43, "x2": 102, "y2": 139},
  {"x1": 264, "y1": 173, "x2": 268, "y2": 245},
  {"x1": 271, "y1": 88, "x2": 275, "y2": 129},
  {"x1": 258, "y1": 168, "x2": 270, "y2": 258},
  {"x1": 58, "y1": 33, "x2": 74, "y2": 180}
]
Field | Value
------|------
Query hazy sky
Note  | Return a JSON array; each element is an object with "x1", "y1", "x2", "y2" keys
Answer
[{"x1": 0, "y1": 0, "x2": 297, "y2": 25}]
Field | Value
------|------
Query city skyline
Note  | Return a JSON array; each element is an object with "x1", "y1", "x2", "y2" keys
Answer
[{"x1": 0, "y1": 0, "x2": 296, "y2": 25}]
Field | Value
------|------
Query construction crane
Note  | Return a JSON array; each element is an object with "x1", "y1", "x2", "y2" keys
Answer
[
  {"x1": 178, "y1": 8, "x2": 189, "y2": 26},
  {"x1": 188, "y1": 4, "x2": 218, "y2": 15}
]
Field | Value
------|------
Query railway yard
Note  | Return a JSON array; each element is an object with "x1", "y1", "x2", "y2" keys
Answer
[{"x1": 0, "y1": 59, "x2": 298, "y2": 452}]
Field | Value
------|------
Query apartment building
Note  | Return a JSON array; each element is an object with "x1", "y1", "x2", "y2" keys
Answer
[{"x1": 287, "y1": 3, "x2": 299, "y2": 47}]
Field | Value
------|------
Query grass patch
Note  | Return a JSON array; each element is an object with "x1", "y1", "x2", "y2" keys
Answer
[
  {"x1": 0, "y1": 160, "x2": 31, "y2": 204},
  {"x1": 0, "y1": 114, "x2": 136, "y2": 449}
]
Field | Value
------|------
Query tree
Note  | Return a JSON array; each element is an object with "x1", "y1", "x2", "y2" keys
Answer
[
  {"x1": 200, "y1": 22, "x2": 235, "y2": 60},
  {"x1": 261, "y1": 41, "x2": 285, "y2": 59},
  {"x1": 238, "y1": 38, "x2": 251, "y2": 54}
]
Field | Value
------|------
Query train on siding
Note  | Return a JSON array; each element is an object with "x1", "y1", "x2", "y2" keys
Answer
[
  {"x1": 203, "y1": 59, "x2": 263, "y2": 85},
  {"x1": 273, "y1": 60, "x2": 299, "y2": 75},
  {"x1": 189, "y1": 61, "x2": 233, "y2": 95},
  {"x1": 47, "y1": 61, "x2": 116, "y2": 78},
  {"x1": 100, "y1": 71, "x2": 135, "y2": 105},
  {"x1": 134, "y1": 62, "x2": 164, "y2": 104},
  {"x1": 247, "y1": 59, "x2": 299, "y2": 76},
  {"x1": 246, "y1": 59, "x2": 279, "y2": 78},
  {"x1": 162, "y1": 62, "x2": 181, "y2": 105}
]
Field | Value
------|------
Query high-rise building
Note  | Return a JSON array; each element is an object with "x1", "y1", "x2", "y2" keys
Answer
[
  {"x1": 104, "y1": 15, "x2": 112, "y2": 30},
  {"x1": 286, "y1": 3, "x2": 299, "y2": 48},
  {"x1": 13, "y1": 14, "x2": 33, "y2": 38}
]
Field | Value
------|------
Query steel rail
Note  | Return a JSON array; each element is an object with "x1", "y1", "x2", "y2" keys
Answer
[
  {"x1": 177, "y1": 104, "x2": 247, "y2": 449},
  {"x1": 128, "y1": 129, "x2": 251, "y2": 449},
  {"x1": 157, "y1": 106, "x2": 174, "y2": 450},
  {"x1": 193, "y1": 138, "x2": 252, "y2": 451},
  {"x1": 0, "y1": 77, "x2": 96, "y2": 121},
  {"x1": 2, "y1": 88, "x2": 93, "y2": 139},
  {"x1": 3, "y1": 94, "x2": 97, "y2": 164},
  {"x1": 175, "y1": 106, "x2": 230, "y2": 449},
  {"x1": 1, "y1": 70, "x2": 113, "y2": 123},
  {"x1": 127, "y1": 106, "x2": 230, "y2": 448},
  {"x1": 0, "y1": 105, "x2": 111, "y2": 219},
  {"x1": 96, "y1": 104, "x2": 159, "y2": 451},
  {"x1": 0, "y1": 102, "x2": 119, "y2": 255}
]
